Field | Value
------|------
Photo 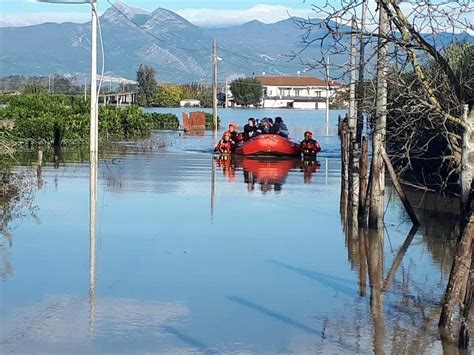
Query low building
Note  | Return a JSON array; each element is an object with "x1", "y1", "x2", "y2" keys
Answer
[
  {"x1": 180, "y1": 99, "x2": 201, "y2": 107},
  {"x1": 256, "y1": 76, "x2": 342, "y2": 109}
]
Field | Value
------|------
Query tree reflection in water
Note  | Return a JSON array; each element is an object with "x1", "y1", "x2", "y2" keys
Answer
[
  {"x1": 0, "y1": 172, "x2": 37, "y2": 279},
  {"x1": 339, "y1": 188, "x2": 462, "y2": 353}
]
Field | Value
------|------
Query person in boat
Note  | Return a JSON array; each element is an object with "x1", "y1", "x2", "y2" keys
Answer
[
  {"x1": 214, "y1": 131, "x2": 235, "y2": 154},
  {"x1": 243, "y1": 118, "x2": 258, "y2": 141},
  {"x1": 272, "y1": 117, "x2": 289, "y2": 138},
  {"x1": 300, "y1": 131, "x2": 321, "y2": 156},
  {"x1": 258, "y1": 117, "x2": 273, "y2": 134}
]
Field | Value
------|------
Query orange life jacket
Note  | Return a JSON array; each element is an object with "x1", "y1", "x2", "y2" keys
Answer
[{"x1": 300, "y1": 139, "x2": 321, "y2": 155}]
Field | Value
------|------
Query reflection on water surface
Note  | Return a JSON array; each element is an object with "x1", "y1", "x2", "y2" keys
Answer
[{"x1": 0, "y1": 108, "x2": 462, "y2": 354}]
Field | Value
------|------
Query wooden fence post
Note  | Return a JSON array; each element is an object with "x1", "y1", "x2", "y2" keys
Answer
[
  {"x1": 350, "y1": 142, "x2": 360, "y2": 227},
  {"x1": 359, "y1": 137, "x2": 369, "y2": 226}
]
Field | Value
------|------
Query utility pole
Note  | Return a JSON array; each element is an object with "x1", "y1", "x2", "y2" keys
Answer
[
  {"x1": 224, "y1": 79, "x2": 228, "y2": 108},
  {"x1": 212, "y1": 39, "x2": 218, "y2": 131},
  {"x1": 356, "y1": 0, "x2": 367, "y2": 143},
  {"x1": 325, "y1": 56, "x2": 330, "y2": 136},
  {"x1": 84, "y1": 77, "x2": 87, "y2": 101},
  {"x1": 89, "y1": 0, "x2": 98, "y2": 334},
  {"x1": 368, "y1": 0, "x2": 389, "y2": 228},
  {"x1": 48, "y1": 74, "x2": 51, "y2": 93},
  {"x1": 90, "y1": 0, "x2": 98, "y2": 160},
  {"x1": 348, "y1": 17, "x2": 357, "y2": 142}
]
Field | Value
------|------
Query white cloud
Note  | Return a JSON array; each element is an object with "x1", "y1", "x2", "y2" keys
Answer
[
  {"x1": 176, "y1": 4, "x2": 317, "y2": 28},
  {"x1": 0, "y1": 12, "x2": 90, "y2": 27}
]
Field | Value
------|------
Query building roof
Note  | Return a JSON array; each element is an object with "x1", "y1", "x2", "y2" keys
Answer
[{"x1": 256, "y1": 76, "x2": 342, "y2": 87}]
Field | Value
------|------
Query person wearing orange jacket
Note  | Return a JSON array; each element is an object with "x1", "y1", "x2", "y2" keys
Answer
[
  {"x1": 225, "y1": 122, "x2": 243, "y2": 143},
  {"x1": 300, "y1": 131, "x2": 321, "y2": 156},
  {"x1": 214, "y1": 131, "x2": 235, "y2": 154}
]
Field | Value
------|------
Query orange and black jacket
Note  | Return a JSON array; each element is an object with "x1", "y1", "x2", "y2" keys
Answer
[
  {"x1": 300, "y1": 139, "x2": 321, "y2": 155},
  {"x1": 215, "y1": 140, "x2": 234, "y2": 153}
]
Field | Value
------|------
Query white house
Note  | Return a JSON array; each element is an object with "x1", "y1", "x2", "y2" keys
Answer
[
  {"x1": 256, "y1": 76, "x2": 342, "y2": 109},
  {"x1": 179, "y1": 99, "x2": 201, "y2": 107}
]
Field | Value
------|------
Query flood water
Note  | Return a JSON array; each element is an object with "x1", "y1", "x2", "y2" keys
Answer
[{"x1": 0, "y1": 108, "x2": 461, "y2": 354}]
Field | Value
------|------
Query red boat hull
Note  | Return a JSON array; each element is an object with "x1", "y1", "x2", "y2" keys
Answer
[{"x1": 235, "y1": 134, "x2": 301, "y2": 156}]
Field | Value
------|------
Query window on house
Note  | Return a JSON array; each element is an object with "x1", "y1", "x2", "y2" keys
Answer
[{"x1": 315, "y1": 91, "x2": 322, "y2": 97}]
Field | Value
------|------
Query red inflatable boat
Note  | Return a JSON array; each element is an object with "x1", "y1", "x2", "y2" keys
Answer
[{"x1": 235, "y1": 134, "x2": 301, "y2": 156}]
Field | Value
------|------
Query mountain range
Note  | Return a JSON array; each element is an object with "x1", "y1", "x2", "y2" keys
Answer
[{"x1": 0, "y1": 1, "x2": 472, "y2": 83}]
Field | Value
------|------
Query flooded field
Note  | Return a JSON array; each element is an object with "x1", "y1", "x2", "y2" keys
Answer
[{"x1": 0, "y1": 109, "x2": 461, "y2": 354}]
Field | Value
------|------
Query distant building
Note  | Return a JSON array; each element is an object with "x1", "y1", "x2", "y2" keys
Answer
[
  {"x1": 180, "y1": 99, "x2": 201, "y2": 107},
  {"x1": 256, "y1": 76, "x2": 342, "y2": 109}
]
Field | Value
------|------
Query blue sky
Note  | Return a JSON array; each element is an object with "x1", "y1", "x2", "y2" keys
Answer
[{"x1": 0, "y1": 0, "x2": 314, "y2": 27}]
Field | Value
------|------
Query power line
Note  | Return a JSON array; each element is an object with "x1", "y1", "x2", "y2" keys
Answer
[
  {"x1": 106, "y1": 0, "x2": 317, "y2": 84},
  {"x1": 217, "y1": 45, "x2": 306, "y2": 70},
  {"x1": 106, "y1": 0, "x2": 206, "y2": 53},
  {"x1": 220, "y1": 58, "x2": 259, "y2": 73},
  {"x1": 106, "y1": 0, "x2": 308, "y2": 72}
]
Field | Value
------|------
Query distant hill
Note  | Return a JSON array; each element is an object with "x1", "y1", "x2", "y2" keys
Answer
[{"x1": 0, "y1": 1, "x2": 471, "y2": 83}]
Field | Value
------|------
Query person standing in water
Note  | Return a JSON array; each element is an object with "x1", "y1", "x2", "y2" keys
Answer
[
  {"x1": 225, "y1": 122, "x2": 242, "y2": 143},
  {"x1": 300, "y1": 131, "x2": 321, "y2": 156},
  {"x1": 214, "y1": 131, "x2": 235, "y2": 153}
]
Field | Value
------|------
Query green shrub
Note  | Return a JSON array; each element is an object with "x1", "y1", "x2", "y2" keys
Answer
[
  {"x1": 205, "y1": 112, "x2": 220, "y2": 130},
  {"x1": 0, "y1": 93, "x2": 179, "y2": 147}
]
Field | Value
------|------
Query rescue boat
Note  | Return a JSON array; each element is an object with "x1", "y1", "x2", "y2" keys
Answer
[{"x1": 234, "y1": 134, "x2": 301, "y2": 156}]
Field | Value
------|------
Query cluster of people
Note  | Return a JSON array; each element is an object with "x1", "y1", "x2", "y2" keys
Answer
[{"x1": 214, "y1": 116, "x2": 320, "y2": 156}]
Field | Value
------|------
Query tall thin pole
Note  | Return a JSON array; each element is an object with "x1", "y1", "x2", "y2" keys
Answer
[
  {"x1": 368, "y1": 0, "x2": 389, "y2": 228},
  {"x1": 325, "y1": 56, "x2": 330, "y2": 136},
  {"x1": 225, "y1": 79, "x2": 228, "y2": 108},
  {"x1": 90, "y1": 0, "x2": 98, "y2": 188},
  {"x1": 348, "y1": 16, "x2": 357, "y2": 142},
  {"x1": 48, "y1": 75, "x2": 51, "y2": 93},
  {"x1": 212, "y1": 39, "x2": 218, "y2": 131},
  {"x1": 356, "y1": 0, "x2": 367, "y2": 143},
  {"x1": 84, "y1": 77, "x2": 87, "y2": 101},
  {"x1": 88, "y1": 0, "x2": 98, "y2": 336}
]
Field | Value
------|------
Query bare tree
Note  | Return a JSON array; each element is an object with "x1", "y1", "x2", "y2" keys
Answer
[{"x1": 294, "y1": 0, "x2": 473, "y2": 190}]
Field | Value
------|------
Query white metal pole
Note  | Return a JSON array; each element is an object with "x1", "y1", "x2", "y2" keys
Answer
[
  {"x1": 89, "y1": 0, "x2": 98, "y2": 209},
  {"x1": 90, "y1": 0, "x2": 98, "y2": 158},
  {"x1": 225, "y1": 79, "x2": 228, "y2": 108},
  {"x1": 326, "y1": 57, "x2": 330, "y2": 136},
  {"x1": 212, "y1": 39, "x2": 218, "y2": 131},
  {"x1": 89, "y1": 0, "x2": 98, "y2": 334}
]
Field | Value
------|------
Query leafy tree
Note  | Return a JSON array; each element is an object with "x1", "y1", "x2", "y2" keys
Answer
[
  {"x1": 444, "y1": 41, "x2": 474, "y2": 106},
  {"x1": 154, "y1": 84, "x2": 184, "y2": 107},
  {"x1": 52, "y1": 75, "x2": 75, "y2": 94},
  {"x1": 24, "y1": 83, "x2": 47, "y2": 94},
  {"x1": 136, "y1": 64, "x2": 157, "y2": 107},
  {"x1": 230, "y1": 77, "x2": 262, "y2": 107},
  {"x1": 197, "y1": 88, "x2": 212, "y2": 108},
  {"x1": 181, "y1": 82, "x2": 202, "y2": 100}
]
